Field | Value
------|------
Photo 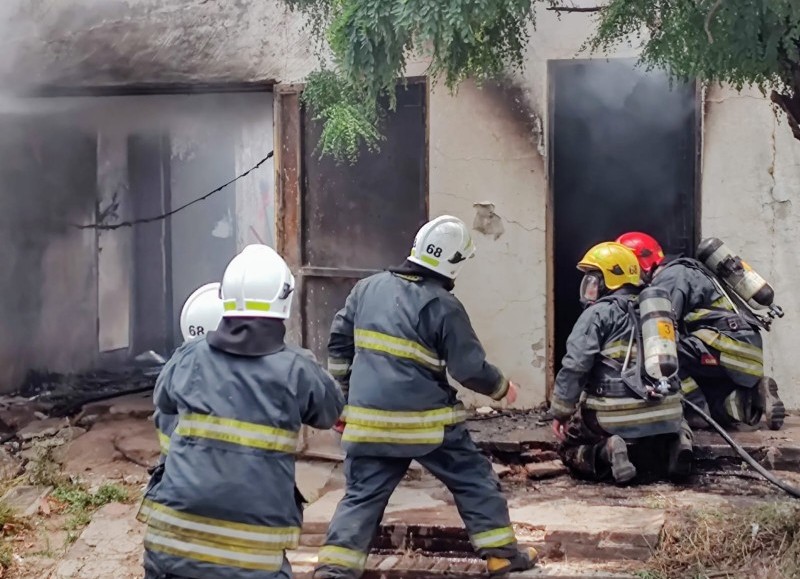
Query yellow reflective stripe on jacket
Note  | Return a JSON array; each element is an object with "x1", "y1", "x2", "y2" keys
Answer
[
  {"x1": 685, "y1": 297, "x2": 735, "y2": 323},
  {"x1": 175, "y1": 414, "x2": 298, "y2": 453},
  {"x1": 680, "y1": 377, "x2": 700, "y2": 395},
  {"x1": 549, "y1": 396, "x2": 577, "y2": 418},
  {"x1": 600, "y1": 340, "x2": 637, "y2": 361},
  {"x1": 157, "y1": 430, "x2": 170, "y2": 454},
  {"x1": 327, "y1": 358, "x2": 351, "y2": 377},
  {"x1": 471, "y1": 526, "x2": 516, "y2": 549},
  {"x1": 341, "y1": 424, "x2": 445, "y2": 445},
  {"x1": 342, "y1": 404, "x2": 466, "y2": 429},
  {"x1": 318, "y1": 545, "x2": 367, "y2": 570},
  {"x1": 584, "y1": 396, "x2": 679, "y2": 413},
  {"x1": 354, "y1": 329, "x2": 445, "y2": 371},
  {"x1": 591, "y1": 394, "x2": 683, "y2": 428},
  {"x1": 139, "y1": 499, "x2": 300, "y2": 550},
  {"x1": 144, "y1": 528, "x2": 285, "y2": 572}
]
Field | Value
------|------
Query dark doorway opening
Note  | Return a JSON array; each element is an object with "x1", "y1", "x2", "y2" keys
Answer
[{"x1": 549, "y1": 59, "x2": 698, "y2": 376}]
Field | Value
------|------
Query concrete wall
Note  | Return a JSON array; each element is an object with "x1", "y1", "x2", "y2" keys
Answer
[{"x1": 701, "y1": 85, "x2": 800, "y2": 409}]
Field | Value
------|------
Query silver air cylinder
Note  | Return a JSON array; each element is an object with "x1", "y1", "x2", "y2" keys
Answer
[
  {"x1": 697, "y1": 237, "x2": 775, "y2": 309},
  {"x1": 639, "y1": 286, "x2": 679, "y2": 382}
]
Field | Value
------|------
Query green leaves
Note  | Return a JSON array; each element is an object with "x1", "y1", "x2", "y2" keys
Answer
[
  {"x1": 285, "y1": 0, "x2": 800, "y2": 160},
  {"x1": 287, "y1": 0, "x2": 536, "y2": 162},
  {"x1": 592, "y1": 0, "x2": 800, "y2": 96}
]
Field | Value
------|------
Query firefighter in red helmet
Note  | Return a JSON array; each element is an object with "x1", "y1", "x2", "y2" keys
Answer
[{"x1": 616, "y1": 232, "x2": 783, "y2": 431}]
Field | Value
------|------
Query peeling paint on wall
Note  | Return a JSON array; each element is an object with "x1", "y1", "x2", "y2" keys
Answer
[{"x1": 472, "y1": 202, "x2": 505, "y2": 240}]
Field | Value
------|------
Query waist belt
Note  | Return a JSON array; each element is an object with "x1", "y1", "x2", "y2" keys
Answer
[{"x1": 588, "y1": 379, "x2": 631, "y2": 398}]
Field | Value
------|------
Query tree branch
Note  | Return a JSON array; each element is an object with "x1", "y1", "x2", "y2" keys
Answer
[
  {"x1": 704, "y1": 0, "x2": 723, "y2": 44},
  {"x1": 546, "y1": 6, "x2": 604, "y2": 13}
]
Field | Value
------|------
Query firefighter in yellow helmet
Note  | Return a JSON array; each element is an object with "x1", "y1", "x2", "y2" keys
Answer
[{"x1": 551, "y1": 242, "x2": 693, "y2": 483}]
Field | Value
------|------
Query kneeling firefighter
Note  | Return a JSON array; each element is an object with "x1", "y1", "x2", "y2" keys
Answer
[
  {"x1": 314, "y1": 216, "x2": 537, "y2": 579},
  {"x1": 616, "y1": 232, "x2": 784, "y2": 431},
  {"x1": 153, "y1": 282, "x2": 225, "y2": 460},
  {"x1": 551, "y1": 242, "x2": 693, "y2": 484},
  {"x1": 138, "y1": 245, "x2": 345, "y2": 579}
]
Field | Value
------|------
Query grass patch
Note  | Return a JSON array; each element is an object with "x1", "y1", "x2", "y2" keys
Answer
[
  {"x1": 646, "y1": 502, "x2": 800, "y2": 578},
  {"x1": 51, "y1": 483, "x2": 131, "y2": 536}
]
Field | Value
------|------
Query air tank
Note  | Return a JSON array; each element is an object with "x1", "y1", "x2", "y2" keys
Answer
[
  {"x1": 696, "y1": 237, "x2": 775, "y2": 309},
  {"x1": 639, "y1": 286, "x2": 679, "y2": 382}
]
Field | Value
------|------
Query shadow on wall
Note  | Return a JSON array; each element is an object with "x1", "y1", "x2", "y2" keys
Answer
[{"x1": 0, "y1": 116, "x2": 98, "y2": 390}]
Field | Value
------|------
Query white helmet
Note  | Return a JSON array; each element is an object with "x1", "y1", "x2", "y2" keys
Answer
[
  {"x1": 180, "y1": 283, "x2": 224, "y2": 342},
  {"x1": 408, "y1": 215, "x2": 476, "y2": 279},
  {"x1": 220, "y1": 244, "x2": 295, "y2": 319}
]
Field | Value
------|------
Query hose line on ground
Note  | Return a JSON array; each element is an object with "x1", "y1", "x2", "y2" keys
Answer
[{"x1": 683, "y1": 398, "x2": 800, "y2": 499}]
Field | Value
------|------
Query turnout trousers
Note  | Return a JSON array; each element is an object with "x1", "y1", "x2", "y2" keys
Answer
[
  {"x1": 143, "y1": 545, "x2": 293, "y2": 579},
  {"x1": 314, "y1": 425, "x2": 519, "y2": 579},
  {"x1": 677, "y1": 336, "x2": 761, "y2": 428}
]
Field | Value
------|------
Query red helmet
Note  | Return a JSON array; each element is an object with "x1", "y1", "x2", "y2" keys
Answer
[{"x1": 616, "y1": 232, "x2": 665, "y2": 275}]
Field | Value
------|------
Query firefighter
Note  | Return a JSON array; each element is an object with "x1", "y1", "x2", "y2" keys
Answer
[
  {"x1": 616, "y1": 232, "x2": 784, "y2": 431},
  {"x1": 551, "y1": 242, "x2": 692, "y2": 484},
  {"x1": 139, "y1": 244, "x2": 345, "y2": 579},
  {"x1": 153, "y1": 282, "x2": 224, "y2": 459},
  {"x1": 314, "y1": 216, "x2": 537, "y2": 579}
]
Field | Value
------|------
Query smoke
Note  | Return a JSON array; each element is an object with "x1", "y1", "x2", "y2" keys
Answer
[
  {"x1": 551, "y1": 58, "x2": 699, "y2": 373},
  {"x1": 0, "y1": 1, "x2": 282, "y2": 391}
]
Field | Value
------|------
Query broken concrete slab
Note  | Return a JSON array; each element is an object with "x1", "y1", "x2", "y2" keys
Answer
[
  {"x1": 62, "y1": 418, "x2": 158, "y2": 483},
  {"x1": 49, "y1": 502, "x2": 144, "y2": 579},
  {"x1": 304, "y1": 483, "x2": 664, "y2": 562},
  {"x1": 525, "y1": 460, "x2": 569, "y2": 480},
  {"x1": 296, "y1": 460, "x2": 341, "y2": 505},
  {"x1": 0, "y1": 448, "x2": 23, "y2": 480},
  {"x1": 18, "y1": 417, "x2": 69, "y2": 441},
  {"x1": 2, "y1": 485, "x2": 52, "y2": 518}
]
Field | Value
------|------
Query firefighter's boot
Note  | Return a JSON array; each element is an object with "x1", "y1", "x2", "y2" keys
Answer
[
  {"x1": 667, "y1": 421, "x2": 693, "y2": 480},
  {"x1": 601, "y1": 435, "x2": 636, "y2": 484},
  {"x1": 487, "y1": 547, "x2": 539, "y2": 577},
  {"x1": 757, "y1": 377, "x2": 785, "y2": 431}
]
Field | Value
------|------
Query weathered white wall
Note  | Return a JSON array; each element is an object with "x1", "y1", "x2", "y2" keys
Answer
[
  {"x1": 429, "y1": 81, "x2": 547, "y2": 409},
  {"x1": 701, "y1": 85, "x2": 800, "y2": 409}
]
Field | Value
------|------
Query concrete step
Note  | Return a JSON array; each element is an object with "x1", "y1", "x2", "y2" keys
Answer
[{"x1": 302, "y1": 486, "x2": 664, "y2": 562}]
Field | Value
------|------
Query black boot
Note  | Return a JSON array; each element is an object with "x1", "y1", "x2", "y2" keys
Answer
[
  {"x1": 601, "y1": 435, "x2": 636, "y2": 484},
  {"x1": 756, "y1": 377, "x2": 785, "y2": 431},
  {"x1": 667, "y1": 421, "x2": 693, "y2": 480}
]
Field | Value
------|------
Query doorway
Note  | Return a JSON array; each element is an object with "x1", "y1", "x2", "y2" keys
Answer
[{"x1": 549, "y1": 59, "x2": 698, "y2": 378}]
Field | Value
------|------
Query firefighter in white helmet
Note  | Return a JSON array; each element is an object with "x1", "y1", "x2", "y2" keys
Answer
[
  {"x1": 139, "y1": 245, "x2": 345, "y2": 579},
  {"x1": 153, "y1": 283, "x2": 225, "y2": 458},
  {"x1": 315, "y1": 216, "x2": 537, "y2": 579}
]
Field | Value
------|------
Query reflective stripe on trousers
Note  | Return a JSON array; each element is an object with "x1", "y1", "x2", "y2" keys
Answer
[
  {"x1": 174, "y1": 414, "x2": 299, "y2": 453},
  {"x1": 354, "y1": 329, "x2": 445, "y2": 372},
  {"x1": 317, "y1": 545, "x2": 367, "y2": 571}
]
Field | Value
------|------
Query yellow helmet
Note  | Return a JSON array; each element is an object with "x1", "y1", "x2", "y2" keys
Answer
[{"x1": 577, "y1": 242, "x2": 642, "y2": 290}]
